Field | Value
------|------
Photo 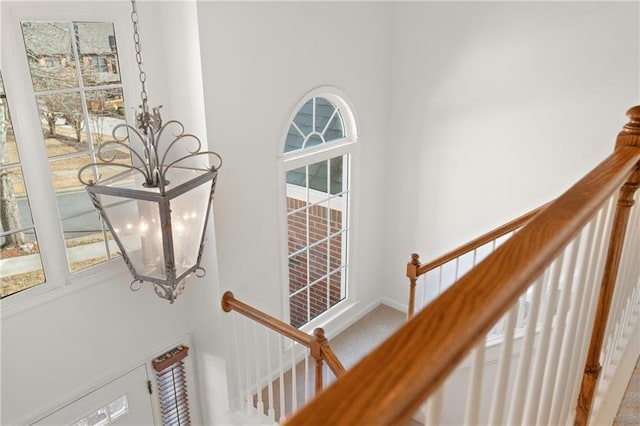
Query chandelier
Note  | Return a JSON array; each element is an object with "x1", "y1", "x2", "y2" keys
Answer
[{"x1": 79, "y1": 0, "x2": 221, "y2": 303}]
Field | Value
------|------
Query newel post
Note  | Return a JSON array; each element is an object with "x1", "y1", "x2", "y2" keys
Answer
[
  {"x1": 311, "y1": 328, "x2": 327, "y2": 394},
  {"x1": 575, "y1": 106, "x2": 640, "y2": 425},
  {"x1": 406, "y1": 253, "x2": 421, "y2": 319}
]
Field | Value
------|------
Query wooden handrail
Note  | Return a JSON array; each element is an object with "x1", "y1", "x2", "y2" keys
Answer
[
  {"x1": 285, "y1": 108, "x2": 640, "y2": 425},
  {"x1": 222, "y1": 291, "x2": 312, "y2": 347},
  {"x1": 321, "y1": 346, "x2": 347, "y2": 378},
  {"x1": 406, "y1": 204, "x2": 547, "y2": 317},
  {"x1": 415, "y1": 203, "x2": 548, "y2": 277},
  {"x1": 221, "y1": 291, "x2": 346, "y2": 395}
]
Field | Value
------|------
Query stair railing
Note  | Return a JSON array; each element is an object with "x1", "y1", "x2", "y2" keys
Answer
[
  {"x1": 406, "y1": 204, "x2": 546, "y2": 318},
  {"x1": 221, "y1": 291, "x2": 345, "y2": 423},
  {"x1": 284, "y1": 106, "x2": 640, "y2": 425}
]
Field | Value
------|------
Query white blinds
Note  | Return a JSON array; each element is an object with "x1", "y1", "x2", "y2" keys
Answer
[{"x1": 153, "y1": 345, "x2": 190, "y2": 426}]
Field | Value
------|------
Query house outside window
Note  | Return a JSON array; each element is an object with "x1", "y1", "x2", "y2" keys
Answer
[{"x1": 282, "y1": 91, "x2": 357, "y2": 328}]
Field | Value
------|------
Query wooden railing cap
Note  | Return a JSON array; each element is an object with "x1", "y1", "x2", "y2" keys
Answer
[
  {"x1": 221, "y1": 290, "x2": 234, "y2": 312},
  {"x1": 616, "y1": 105, "x2": 640, "y2": 149},
  {"x1": 625, "y1": 105, "x2": 640, "y2": 130}
]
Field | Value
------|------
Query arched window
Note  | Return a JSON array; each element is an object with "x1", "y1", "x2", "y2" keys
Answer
[{"x1": 282, "y1": 92, "x2": 357, "y2": 328}]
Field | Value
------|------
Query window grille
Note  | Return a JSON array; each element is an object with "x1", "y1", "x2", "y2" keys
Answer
[{"x1": 152, "y1": 345, "x2": 191, "y2": 426}]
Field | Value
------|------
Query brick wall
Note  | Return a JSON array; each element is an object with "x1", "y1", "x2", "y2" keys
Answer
[{"x1": 287, "y1": 197, "x2": 345, "y2": 327}]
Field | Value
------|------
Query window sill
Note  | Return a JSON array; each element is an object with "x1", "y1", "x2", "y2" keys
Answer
[{"x1": 1, "y1": 259, "x2": 131, "y2": 319}]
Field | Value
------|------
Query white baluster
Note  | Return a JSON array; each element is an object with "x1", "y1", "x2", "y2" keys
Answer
[
  {"x1": 241, "y1": 318, "x2": 253, "y2": 414},
  {"x1": 254, "y1": 322, "x2": 264, "y2": 415},
  {"x1": 550, "y1": 219, "x2": 596, "y2": 424},
  {"x1": 522, "y1": 253, "x2": 565, "y2": 425},
  {"x1": 507, "y1": 273, "x2": 545, "y2": 425},
  {"x1": 278, "y1": 334, "x2": 286, "y2": 424},
  {"x1": 537, "y1": 236, "x2": 581, "y2": 424},
  {"x1": 304, "y1": 348, "x2": 310, "y2": 403},
  {"x1": 563, "y1": 196, "x2": 616, "y2": 422},
  {"x1": 464, "y1": 340, "x2": 486, "y2": 425},
  {"x1": 231, "y1": 313, "x2": 245, "y2": 413},
  {"x1": 425, "y1": 385, "x2": 443, "y2": 425},
  {"x1": 265, "y1": 328, "x2": 275, "y2": 421},
  {"x1": 291, "y1": 342, "x2": 297, "y2": 413},
  {"x1": 488, "y1": 303, "x2": 519, "y2": 425}
]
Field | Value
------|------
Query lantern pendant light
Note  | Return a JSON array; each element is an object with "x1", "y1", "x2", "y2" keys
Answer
[{"x1": 78, "y1": 0, "x2": 221, "y2": 303}]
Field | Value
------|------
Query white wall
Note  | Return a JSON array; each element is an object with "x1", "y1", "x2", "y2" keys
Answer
[
  {"x1": 1, "y1": 2, "x2": 227, "y2": 425},
  {"x1": 382, "y1": 1, "x2": 640, "y2": 304},
  {"x1": 198, "y1": 1, "x2": 394, "y2": 322},
  {"x1": 2, "y1": 1, "x2": 638, "y2": 425}
]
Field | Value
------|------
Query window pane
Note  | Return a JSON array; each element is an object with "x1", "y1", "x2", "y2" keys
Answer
[
  {"x1": 0, "y1": 78, "x2": 21, "y2": 165},
  {"x1": 329, "y1": 156, "x2": 343, "y2": 195},
  {"x1": 292, "y1": 99, "x2": 313, "y2": 136},
  {"x1": 286, "y1": 166, "x2": 307, "y2": 189},
  {"x1": 323, "y1": 113, "x2": 344, "y2": 142},
  {"x1": 309, "y1": 239, "x2": 327, "y2": 282},
  {"x1": 87, "y1": 407, "x2": 109, "y2": 426},
  {"x1": 49, "y1": 154, "x2": 91, "y2": 192},
  {"x1": 86, "y1": 88, "x2": 126, "y2": 148},
  {"x1": 107, "y1": 395, "x2": 129, "y2": 420},
  {"x1": 74, "y1": 22, "x2": 121, "y2": 86},
  {"x1": 329, "y1": 269, "x2": 344, "y2": 308},
  {"x1": 309, "y1": 279, "x2": 328, "y2": 321},
  {"x1": 308, "y1": 202, "x2": 328, "y2": 246},
  {"x1": 289, "y1": 288, "x2": 308, "y2": 328},
  {"x1": 21, "y1": 21, "x2": 78, "y2": 91},
  {"x1": 304, "y1": 133, "x2": 323, "y2": 149},
  {"x1": 314, "y1": 97, "x2": 335, "y2": 134},
  {"x1": 288, "y1": 250, "x2": 307, "y2": 294},
  {"x1": 1, "y1": 230, "x2": 45, "y2": 298},
  {"x1": 284, "y1": 124, "x2": 304, "y2": 153},
  {"x1": 329, "y1": 196, "x2": 345, "y2": 235},
  {"x1": 61, "y1": 209, "x2": 108, "y2": 272},
  {"x1": 37, "y1": 92, "x2": 89, "y2": 156},
  {"x1": 287, "y1": 204, "x2": 306, "y2": 255},
  {"x1": 0, "y1": 166, "x2": 34, "y2": 231},
  {"x1": 329, "y1": 233, "x2": 343, "y2": 272},
  {"x1": 308, "y1": 160, "x2": 328, "y2": 194}
]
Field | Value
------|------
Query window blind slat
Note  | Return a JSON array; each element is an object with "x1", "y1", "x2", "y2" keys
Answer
[{"x1": 154, "y1": 345, "x2": 190, "y2": 426}]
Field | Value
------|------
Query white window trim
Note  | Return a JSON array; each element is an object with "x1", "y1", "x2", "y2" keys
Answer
[
  {"x1": 276, "y1": 87, "x2": 360, "y2": 331},
  {"x1": 0, "y1": 1, "x2": 139, "y2": 317}
]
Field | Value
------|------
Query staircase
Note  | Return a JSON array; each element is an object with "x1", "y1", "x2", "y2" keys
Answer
[{"x1": 222, "y1": 106, "x2": 640, "y2": 425}]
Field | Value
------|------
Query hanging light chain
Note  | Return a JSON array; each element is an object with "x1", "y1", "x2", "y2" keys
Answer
[{"x1": 130, "y1": 0, "x2": 148, "y2": 112}]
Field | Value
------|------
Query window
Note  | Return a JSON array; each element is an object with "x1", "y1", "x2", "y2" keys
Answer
[
  {"x1": 0, "y1": 21, "x2": 131, "y2": 297},
  {"x1": 282, "y1": 93, "x2": 357, "y2": 328},
  {"x1": 70, "y1": 395, "x2": 129, "y2": 426},
  {"x1": 92, "y1": 57, "x2": 108, "y2": 73},
  {"x1": 0, "y1": 72, "x2": 46, "y2": 297},
  {"x1": 153, "y1": 345, "x2": 191, "y2": 426}
]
